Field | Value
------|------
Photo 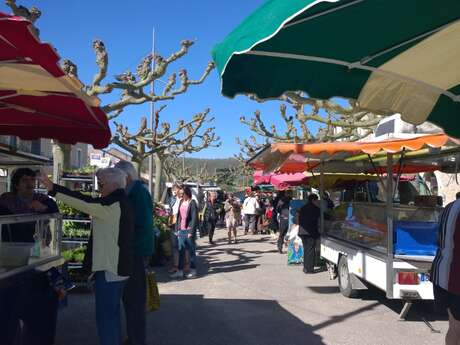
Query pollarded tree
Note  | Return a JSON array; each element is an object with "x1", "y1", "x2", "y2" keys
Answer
[
  {"x1": 112, "y1": 106, "x2": 220, "y2": 201},
  {"x1": 163, "y1": 158, "x2": 213, "y2": 185},
  {"x1": 236, "y1": 91, "x2": 382, "y2": 162}
]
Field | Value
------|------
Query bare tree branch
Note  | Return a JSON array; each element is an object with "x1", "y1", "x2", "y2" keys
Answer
[
  {"x1": 238, "y1": 93, "x2": 383, "y2": 161},
  {"x1": 5, "y1": 0, "x2": 41, "y2": 36}
]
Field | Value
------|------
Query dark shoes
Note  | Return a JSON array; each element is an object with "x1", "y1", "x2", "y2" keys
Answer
[{"x1": 303, "y1": 268, "x2": 314, "y2": 274}]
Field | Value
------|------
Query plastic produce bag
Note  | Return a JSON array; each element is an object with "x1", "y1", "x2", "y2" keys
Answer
[
  {"x1": 287, "y1": 225, "x2": 304, "y2": 265},
  {"x1": 146, "y1": 270, "x2": 160, "y2": 312}
]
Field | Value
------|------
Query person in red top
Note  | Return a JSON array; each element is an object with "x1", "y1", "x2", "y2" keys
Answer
[{"x1": 432, "y1": 197, "x2": 460, "y2": 345}]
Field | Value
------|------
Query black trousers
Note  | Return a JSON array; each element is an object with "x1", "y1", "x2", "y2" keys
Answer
[
  {"x1": 123, "y1": 255, "x2": 147, "y2": 345},
  {"x1": 277, "y1": 219, "x2": 289, "y2": 250},
  {"x1": 207, "y1": 220, "x2": 216, "y2": 242},
  {"x1": 0, "y1": 273, "x2": 58, "y2": 345},
  {"x1": 300, "y1": 235, "x2": 316, "y2": 272}
]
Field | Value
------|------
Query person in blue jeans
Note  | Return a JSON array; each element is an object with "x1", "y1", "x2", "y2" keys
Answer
[
  {"x1": 39, "y1": 168, "x2": 134, "y2": 345},
  {"x1": 172, "y1": 186, "x2": 198, "y2": 279}
]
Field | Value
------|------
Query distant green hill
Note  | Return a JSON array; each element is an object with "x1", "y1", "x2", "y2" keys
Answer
[
  {"x1": 142, "y1": 157, "x2": 250, "y2": 191},
  {"x1": 179, "y1": 157, "x2": 241, "y2": 174}
]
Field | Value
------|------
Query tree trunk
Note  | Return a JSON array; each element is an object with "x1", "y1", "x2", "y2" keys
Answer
[
  {"x1": 153, "y1": 154, "x2": 163, "y2": 203},
  {"x1": 131, "y1": 159, "x2": 142, "y2": 177},
  {"x1": 52, "y1": 141, "x2": 71, "y2": 184}
]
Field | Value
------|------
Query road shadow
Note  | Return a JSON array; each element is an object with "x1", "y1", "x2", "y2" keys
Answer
[
  {"x1": 56, "y1": 293, "x2": 325, "y2": 345},
  {"x1": 155, "y1": 235, "x2": 279, "y2": 282},
  {"x1": 307, "y1": 286, "x2": 340, "y2": 294},
  {"x1": 150, "y1": 294, "x2": 325, "y2": 345},
  {"x1": 319, "y1": 283, "x2": 448, "y2": 322}
]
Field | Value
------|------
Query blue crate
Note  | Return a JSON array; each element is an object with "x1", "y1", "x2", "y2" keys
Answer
[{"x1": 393, "y1": 221, "x2": 439, "y2": 256}]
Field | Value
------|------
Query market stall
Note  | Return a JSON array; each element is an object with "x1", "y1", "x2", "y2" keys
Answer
[
  {"x1": 0, "y1": 147, "x2": 62, "y2": 281},
  {"x1": 249, "y1": 134, "x2": 460, "y2": 318}
]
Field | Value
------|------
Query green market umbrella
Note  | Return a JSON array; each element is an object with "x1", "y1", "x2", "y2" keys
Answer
[{"x1": 212, "y1": 0, "x2": 460, "y2": 137}]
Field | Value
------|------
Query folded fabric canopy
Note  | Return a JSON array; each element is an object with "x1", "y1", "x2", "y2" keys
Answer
[
  {"x1": 0, "y1": 12, "x2": 111, "y2": 149},
  {"x1": 213, "y1": 0, "x2": 460, "y2": 138},
  {"x1": 248, "y1": 134, "x2": 460, "y2": 174}
]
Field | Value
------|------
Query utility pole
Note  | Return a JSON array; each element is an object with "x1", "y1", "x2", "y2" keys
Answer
[
  {"x1": 148, "y1": 27, "x2": 155, "y2": 196},
  {"x1": 182, "y1": 156, "x2": 185, "y2": 178}
]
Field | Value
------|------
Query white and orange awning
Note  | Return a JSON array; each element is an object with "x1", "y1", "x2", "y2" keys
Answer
[{"x1": 248, "y1": 134, "x2": 460, "y2": 174}]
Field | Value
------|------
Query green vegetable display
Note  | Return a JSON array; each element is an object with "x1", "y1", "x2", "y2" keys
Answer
[{"x1": 62, "y1": 246, "x2": 87, "y2": 263}]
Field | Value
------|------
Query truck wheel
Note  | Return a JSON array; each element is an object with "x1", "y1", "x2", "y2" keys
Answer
[{"x1": 338, "y1": 256, "x2": 358, "y2": 298}]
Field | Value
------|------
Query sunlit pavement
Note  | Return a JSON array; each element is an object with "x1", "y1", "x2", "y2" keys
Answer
[{"x1": 56, "y1": 227, "x2": 448, "y2": 345}]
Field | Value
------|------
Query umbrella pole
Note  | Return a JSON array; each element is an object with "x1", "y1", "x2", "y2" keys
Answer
[
  {"x1": 148, "y1": 28, "x2": 156, "y2": 198},
  {"x1": 386, "y1": 153, "x2": 394, "y2": 299},
  {"x1": 320, "y1": 159, "x2": 325, "y2": 235}
]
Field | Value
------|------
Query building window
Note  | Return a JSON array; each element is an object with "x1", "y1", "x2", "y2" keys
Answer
[
  {"x1": 31, "y1": 139, "x2": 41, "y2": 155},
  {"x1": 77, "y1": 149, "x2": 82, "y2": 168},
  {"x1": 9, "y1": 136, "x2": 17, "y2": 148}
]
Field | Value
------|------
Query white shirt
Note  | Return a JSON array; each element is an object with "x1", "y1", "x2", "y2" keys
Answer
[
  {"x1": 242, "y1": 197, "x2": 259, "y2": 215},
  {"x1": 172, "y1": 198, "x2": 181, "y2": 216}
]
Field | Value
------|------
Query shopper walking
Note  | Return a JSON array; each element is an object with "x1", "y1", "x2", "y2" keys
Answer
[
  {"x1": 254, "y1": 192, "x2": 265, "y2": 234},
  {"x1": 203, "y1": 192, "x2": 219, "y2": 244},
  {"x1": 39, "y1": 168, "x2": 134, "y2": 345},
  {"x1": 175, "y1": 186, "x2": 199, "y2": 278},
  {"x1": 276, "y1": 190, "x2": 291, "y2": 253},
  {"x1": 169, "y1": 187, "x2": 185, "y2": 278},
  {"x1": 242, "y1": 191, "x2": 259, "y2": 235},
  {"x1": 296, "y1": 194, "x2": 321, "y2": 273},
  {"x1": 432, "y1": 198, "x2": 460, "y2": 345},
  {"x1": 224, "y1": 193, "x2": 241, "y2": 244},
  {"x1": 115, "y1": 161, "x2": 153, "y2": 345}
]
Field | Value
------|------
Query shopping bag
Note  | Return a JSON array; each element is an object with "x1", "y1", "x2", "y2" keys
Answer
[
  {"x1": 287, "y1": 236, "x2": 304, "y2": 265},
  {"x1": 287, "y1": 224, "x2": 299, "y2": 240},
  {"x1": 146, "y1": 270, "x2": 160, "y2": 312}
]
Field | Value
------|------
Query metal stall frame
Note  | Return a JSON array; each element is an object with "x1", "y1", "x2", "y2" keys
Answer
[{"x1": 0, "y1": 212, "x2": 63, "y2": 280}]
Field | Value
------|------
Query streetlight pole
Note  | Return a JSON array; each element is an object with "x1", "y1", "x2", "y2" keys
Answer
[{"x1": 148, "y1": 27, "x2": 155, "y2": 197}]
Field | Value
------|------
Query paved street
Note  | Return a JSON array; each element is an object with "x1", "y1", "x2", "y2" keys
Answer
[{"x1": 56, "y1": 227, "x2": 448, "y2": 345}]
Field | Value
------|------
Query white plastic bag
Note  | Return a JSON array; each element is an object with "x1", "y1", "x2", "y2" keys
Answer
[{"x1": 287, "y1": 224, "x2": 299, "y2": 240}]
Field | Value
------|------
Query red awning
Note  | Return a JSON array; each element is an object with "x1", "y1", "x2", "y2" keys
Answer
[
  {"x1": 253, "y1": 170, "x2": 308, "y2": 190},
  {"x1": 0, "y1": 12, "x2": 111, "y2": 149}
]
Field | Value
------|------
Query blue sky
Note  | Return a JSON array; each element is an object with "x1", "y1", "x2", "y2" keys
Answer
[{"x1": 1, "y1": 0, "x2": 322, "y2": 159}]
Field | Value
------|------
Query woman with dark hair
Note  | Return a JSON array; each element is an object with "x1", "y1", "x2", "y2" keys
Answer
[
  {"x1": 170, "y1": 186, "x2": 199, "y2": 279},
  {"x1": 0, "y1": 168, "x2": 60, "y2": 345}
]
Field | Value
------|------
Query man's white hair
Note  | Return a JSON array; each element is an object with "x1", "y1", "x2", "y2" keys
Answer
[
  {"x1": 97, "y1": 168, "x2": 127, "y2": 189},
  {"x1": 114, "y1": 160, "x2": 138, "y2": 181}
]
